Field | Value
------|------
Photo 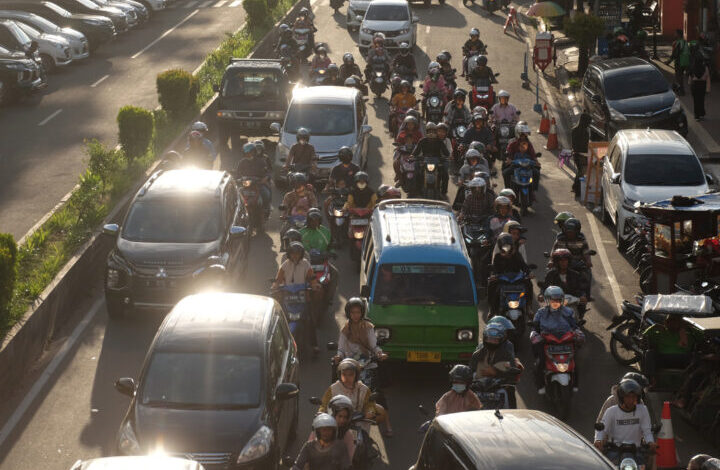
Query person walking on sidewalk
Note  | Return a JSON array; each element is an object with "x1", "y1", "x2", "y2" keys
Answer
[
  {"x1": 666, "y1": 29, "x2": 690, "y2": 95},
  {"x1": 689, "y1": 50, "x2": 711, "y2": 121},
  {"x1": 571, "y1": 113, "x2": 591, "y2": 197}
]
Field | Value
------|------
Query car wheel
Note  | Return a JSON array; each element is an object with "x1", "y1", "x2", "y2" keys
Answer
[
  {"x1": 40, "y1": 54, "x2": 55, "y2": 73},
  {"x1": 600, "y1": 189, "x2": 611, "y2": 225},
  {"x1": 106, "y1": 298, "x2": 125, "y2": 320},
  {"x1": 616, "y1": 214, "x2": 629, "y2": 251}
]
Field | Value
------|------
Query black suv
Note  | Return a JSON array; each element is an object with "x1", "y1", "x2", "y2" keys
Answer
[
  {"x1": 581, "y1": 57, "x2": 687, "y2": 139},
  {"x1": 103, "y1": 169, "x2": 250, "y2": 318},
  {"x1": 214, "y1": 58, "x2": 289, "y2": 150},
  {"x1": 0, "y1": 44, "x2": 45, "y2": 104}
]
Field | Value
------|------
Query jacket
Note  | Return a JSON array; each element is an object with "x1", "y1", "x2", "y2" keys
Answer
[
  {"x1": 391, "y1": 92, "x2": 417, "y2": 109},
  {"x1": 339, "y1": 63, "x2": 362, "y2": 82},
  {"x1": 412, "y1": 137, "x2": 450, "y2": 158},
  {"x1": 532, "y1": 306, "x2": 578, "y2": 336},
  {"x1": 462, "y1": 125, "x2": 495, "y2": 147},
  {"x1": 444, "y1": 102, "x2": 472, "y2": 125}
]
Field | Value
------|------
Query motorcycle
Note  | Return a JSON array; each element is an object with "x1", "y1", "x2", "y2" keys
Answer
[
  {"x1": 348, "y1": 207, "x2": 372, "y2": 262},
  {"x1": 462, "y1": 217, "x2": 492, "y2": 296},
  {"x1": 293, "y1": 26, "x2": 312, "y2": 60},
  {"x1": 272, "y1": 283, "x2": 312, "y2": 355},
  {"x1": 422, "y1": 91, "x2": 445, "y2": 123},
  {"x1": 598, "y1": 437, "x2": 655, "y2": 470},
  {"x1": 239, "y1": 176, "x2": 265, "y2": 234},
  {"x1": 325, "y1": 188, "x2": 349, "y2": 247},
  {"x1": 394, "y1": 144, "x2": 418, "y2": 196},
  {"x1": 450, "y1": 120, "x2": 468, "y2": 171},
  {"x1": 495, "y1": 271, "x2": 533, "y2": 340},
  {"x1": 309, "y1": 249, "x2": 336, "y2": 322},
  {"x1": 369, "y1": 58, "x2": 389, "y2": 98},
  {"x1": 469, "y1": 76, "x2": 498, "y2": 110},
  {"x1": 510, "y1": 156, "x2": 538, "y2": 215},
  {"x1": 419, "y1": 155, "x2": 443, "y2": 200},
  {"x1": 540, "y1": 330, "x2": 578, "y2": 420},
  {"x1": 279, "y1": 212, "x2": 307, "y2": 251},
  {"x1": 310, "y1": 67, "x2": 330, "y2": 86},
  {"x1": 441, "y1": 65, "x2": 457, "y2": 95},
  {"x1": 606, "y1": 296, "x2": 660, "y2": 366},
  {"x1": 471, "y1": 367, "x2": 522, "y2": 409},
  {"x1": 390, "y1": 66, "x2": 415, "y2": 95},
  {"x1": 494, "y1": 119, "x2": 515, "y2": 160}
]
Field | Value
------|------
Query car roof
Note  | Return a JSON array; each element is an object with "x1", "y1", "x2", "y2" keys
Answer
[
  {"x1": 434, "y1": 410, "x2": 612, "y2": 470},
  {"x1": 138, "y1": 169, "x2": 230, "y2": 200},
  {"x1": 153, "y1": 293, "x2": 275, "y2": 355},
  {"x1": 227, "y1": 58, "x2": 283, "y2": 71},
  {"x1": 367, "y1": 0, "x2": 409, "y2": 6},
  {"x1": 291, "y1": 85, "x2": 358, "y2": 105},
  {"x1": 370, "y1": 199, "x2": 470, "y2": 265},
  {"x1": 591, "y1": 57, "x2": 653, "y2": 75},
  {"x1": 74, "y1": 456, "x2": 203, "y2": 470},
  {"x1": 615, "y1": 129, "x2": 694, "y2": 155}
]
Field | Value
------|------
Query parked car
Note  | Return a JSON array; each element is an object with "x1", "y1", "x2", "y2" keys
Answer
[
  {"x1": 114, "y1": 292, "x2": 300, "y2": 469},
  {"x1": 345, "y1": 0, "x2": 370, "y2": 32},
  {"x1": 11, "y1": 20, "x2": 71, "y2": 71},
  {"x1": 357, "y1": 0, "x2": 418, "y2": 54},
  {"x1": 600, "y1": 129, "x2": 711, "y2": 249},
  {"x1": 2, "y1": 2, "x2": 116, "y2": 50},
  {"x1": 70, "y1": 456, "x2": 205, "y2": 470},
  {"x1": 94, "y1": 0, "x2": 148, "y2": 25},
  {"x1": 0, "y1": 44, "x2": 46, "y2": 104},
  {"x1": 0, "y1": 11, "x2": 89, "y2": 60},
  {"x1": 271, "y1": 86, "x2": 372, "y2": 185},
  {"x1": 50, "y1": 0, "x2": 131, "y2": 32},
  {"x1": 103, "y1": 169, "x2": 250, "y2": 318},
  {"x1": 582, "y1": 57, "x2": 688, "y2": 139}
]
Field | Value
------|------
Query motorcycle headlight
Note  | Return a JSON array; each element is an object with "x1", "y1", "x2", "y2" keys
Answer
[
  {"x1": 507, "y1": 300, "x2": 520, "y2": 309},
  {"x1": 117, "y1": 420, "x2": 140, "y2": 455},
  {"x1": 426, "y1": 163, "x2": 436, "y2": 172},
  {"x1": 376, "y1": 327, "x2": 390, "y2": 340},
  {"x1": 555, "y1": 362, "x2": 569, "y2": 373},
  {"x1": 243, "y1": 179, "x2": 252, "y2": 187},
  {"x1": 608, "y1": 106, "x2": 627, "y2": 121},
  {"x1": 236, "y1": 425, "x2": 274, "y2": 464},
  {"x1": 106, "y1": 268, "x2": 121, "y2": 288},
  {"x1": 500, "y1": 127, "x2": 509, "y2": 137},
  {"x1": 333, "y1": 208, "x2": 345, "y2": 217},
  {"x1": 429, "y1": 96, "x2": 440, "y2": 107},
  {"x1": 353, "y1": 231, "x2": 365, "y2": 239},
  {"x1": 456, "y1": 329, "x2": 474, "y2": 341},
  {"x1": 670, "y1": 97, "x2": 682, "y2": 114},
  {"x1": 287, "y1": 311, "x2": 301, "y2": 321},
  {"x1": 620, "y1": 458, "x2": 638, "y2": 470}
]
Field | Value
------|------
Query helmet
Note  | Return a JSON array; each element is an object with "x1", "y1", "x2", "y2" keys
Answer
[
  {"x1": 494, "y1": 195, "x2": 511, "y2": 209},
  {"x1": 191, "y1": 121, "x2": 208, "y2": 133},
  {"x1": 373, "y1": 32, "x2": 385, "y2": 44},
  {"x1": 467, "y1": 177, "x2": 486, "y2": 192},
  {"x1": 436, "y1": 52, "x2": 449, "y2": 63},
  {"x1": 471, "y1": 112, "x2": 487, "y2": 124},
  {"x1": 428, "y1": 61, "x2": 440, "y2": 72},
  {"x1": 496, "y1": 233, "x2": 514, "y2": 253},
  {"x1": 296, "y1": 127, "x2": 310, "y2": 141},
  {"x1": 403, "y1": 115, "x2": 418, "y2": 127},
  {"x1": 307, "y1": 207, "x2": 323, "y2": 223},
  {"x1": 515, "y1": 121, "x2": 531, "y2": 135},
  {"x1": 399, "y1": 42, "x2": 410, "y2": 54},
  {"x1": 440, "y1": 49, "x2": 452, "y2": 60},
  {"x1": 379, "y1": 185, "x2": 401, "y2": 199},
  {"x1": 476, "y1": 55, "x2": 488, "y2": 66},
  {"x1": 622, "y1": 372, "x2": 649, "y2": 389},
  {"x1": 563, "y1": 218, "x2": 581, "y2": 233},
  {"x1": 487, "y1": 315, "x2": 515, "y2": 332},
  {"x1": 279, "y1": 23, "x2": 289, "y2": 33},
  {"x1": 613, "y1": 26, "x2": 624, "y2": 36},
  {"x1": 242, "y1": 142, "x2": 256, "y2": 155},
  {"x1": 702, "y1": 458, "x2": 720, "y2": 470},
  {"x1": 503, "y1": 220, "x2": 525, "y2": 234},
  {"x1": 312, "y1": 413, "x2": 337, "y2": 438},
  {"x1": 616, "y1": 378, "x2": 642, "y2": 402},
  {"x1": 543, "y1": 285, "x2": 565, "y2": 301},
  {"x1": 406, "y1": 109, "x2": 421, "y2": 120},
  {"x1": 554, "y1": 211, "x2": 575, "y2": 226},
  {"x1": 344, "y1": 76, "x2": 358, "y2": 87},
  {"x1": 688, "y1": 455, "x2": 713, "y2": 470},
  {"x1": 300, "y1": 6, "x2": 310, "y2": 14},
  {"x1": 483, "y1": 324, "x2": 506, "y2": 345},
  {"x1": 287, "y1": 241, "x2": 305, "y2": 257},
  {"x1": 551, "y1": 248, "x2": 572, "y2": 262},
  {"x1": 436, "y1": 122, "x2": 449, "y2": 132},
  {"x1": 327, "y1": 395, "x2": 354, "y2": 417},
  {"x1": 465, "y1": 149, "x2": 482, "y2": 163},
  {"x1": 498, "y1": 188, "x2": 516, "y2": 200},
  {"x1": 338, "y1": 146, "x2": 353, "y2": 163},
  {"x1": 253, "y1": 140, "x2": 265, "y2": 153},
  {"x1": 344, "y1": 296, "x2": 366, "y2": 318},
  {"x1": 468, "y1": 141, "x2": 486, "y2": 154},
  {"x1": 291, "y1": 172, "x2": 308, "y2": 188},
  {"x1": 337, "y1": 358, "x2": 361, "y2": 379},
  {"x1": 425, "y1": 122, "x2": 438, "y2": 132},
  {"x1": 400, "y1": 79, "x2": 411, "y2": 89},
  {"x1": 453, "y1": 89, "x2": 467, "y2": 100},
  {"x1": 316, "y1": 45, "x2": 327, "y2": 54},
  {"x1": 328, "y1": 63, "x2": 339, "y2": 74},
  {"x1": 449, "y1": 364, "x2": 473, "y2": 384},
  {"x1": 343, "y1": 52, "x2": 354, "y2": 64},
  {"x1": 283, "y1": 228, "x2": 302, "y2": 244},
  {"x1": 472, "y1": 105, "x2": 487, "y2": 115},
  {"x1": 469, "y1": 27, "x2": 479, "y2": 37},
  {"x1": 354, "y1": 171, "x2": 369, "y2": 184},
  {"x1": 497, "y1": 89, "x2": 510, "y2": 99}
]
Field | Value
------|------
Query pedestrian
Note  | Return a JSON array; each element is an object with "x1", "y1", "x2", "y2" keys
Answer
[
  {"x1": 666, "y1": 29, "x2": 690, "y2": 95},
  {"x1": 689, "y1": 51, "x2": 711, "y2": 121},
  {"x1": 570, "y1": 113, "x2": 591, "y2": 197}
]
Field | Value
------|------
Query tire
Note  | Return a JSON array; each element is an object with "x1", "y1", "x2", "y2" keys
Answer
[
  {"x1": 555, "y1": 383, "x2": 572, "y2": 420},
  {"x1": 40, "y1": 54, "x2": 55, "y2": 73},
  {"x1": 106, "y1": 298, "x2": 125, "y2": 320},
  {"x1": 600, "y1": 190, "x2": 612, "y2": 225},
  {"x1": 616, "y1": 215, "x2": 629, "y2": 251},
  {"x1": 609, "y1": 323, "x2": 641, "y2": 366}
]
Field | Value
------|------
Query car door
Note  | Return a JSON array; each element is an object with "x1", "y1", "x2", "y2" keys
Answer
[
  {"x1": 583, "y1": 70, "x2": 603, "y2": 134},
  {"x1": 267, "y1": 316, "x2": 292, "y2": 452},
  {"x1": 603, "y1": 144, "x2": 622, "y2": 220}
]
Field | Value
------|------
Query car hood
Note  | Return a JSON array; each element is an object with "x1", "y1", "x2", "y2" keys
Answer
[
  {"x1": 134, "y1": 404, "x2": 263, "y2": 452},
  {"x1": 74, "y1": 13, "x2": 114, "y2": 22},
  {"x1": 281, "y1": 132, "x2": 356, "y2": 154},
  {"x1": 361, "y1": 19, "x2": 409, "y2": 31},
  {"x1": 219, "y1": 94, "x2": 284, "y2": 111},
  {"x1": 41, "y1": 33, "x2": 70, "y2": 46},
  {"x1": 623, "y1": 183, "x2": 708, "y2": 203},
  {"x1": 607, "y1": 90, "x2": 674, "y2": 115},
  {"x1": 116, "y1": 239, "x2": 220, "y2": 271},
  {"x1": 60, "y1": 27, "x2": 86, "y2": 40}
]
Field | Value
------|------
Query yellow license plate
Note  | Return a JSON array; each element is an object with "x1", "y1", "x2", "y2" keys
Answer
[{"x1": 407, "y1": 351, "x2": 441, "y2": 363}]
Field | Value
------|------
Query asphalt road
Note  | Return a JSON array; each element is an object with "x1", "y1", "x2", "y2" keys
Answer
[
  {"x1": 0, "y1": 0, "x2": 248, "y2": 241},
  {"x1": 0, "y1": 0, "x2": 716, "y2": 468}
]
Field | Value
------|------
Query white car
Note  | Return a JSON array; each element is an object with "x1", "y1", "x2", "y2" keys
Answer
[
  {"x1": 600, "y1": 129, "x2": 711, "y2": 248},
  {"x1": 0, "y1": 11, "x2": 89, "y2": 60},
  {"x1": 357, "y1": 0, "x2": 418, "y2": 54},
  {"x1": 13, "y1": 20, "x2": 72, "y2": 70}
]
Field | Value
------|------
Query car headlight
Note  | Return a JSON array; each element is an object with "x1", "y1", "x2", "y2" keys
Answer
[
  {"x1": 399, "y1": 28, "x2": 409, "y2": 34},
  {"x1": 216, "y1": 110, "x2": 233, "y2": 118},
  {"x1": 267, "y1": 111, "x2": 283, "y2": 119},
  {"x1": 117, "y1": 420, "x2": 140, "y2": 455},
  {"x1": 671, "y1": 97, "x2": 682, "y2": 114},
  {"x1": 608, "y1": 106, "x2": 627, "y2": 121},
  {"x1": 376, "y1": 327, "x2": 390, "y2": 340},
  {"x1": 107, "y1": 268, "x2": 121, "y2": 288},
  {"x1": 507, "y1": 300, "x2": 520, "y2": 309},
  {"x1": 361, "y1": 27, "x2": 372, "y2": 34},
  {"x1": 237, "y1": 425, "x2": 274, "y2": 464},
  {"x1": 426, "y1": 163, "x2": 436, "y2": 172},
  {"x1": 456, "y1": 329, "x2": 474, "y2": 341}
]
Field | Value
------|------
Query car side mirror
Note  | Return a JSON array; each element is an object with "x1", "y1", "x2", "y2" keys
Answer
[
  {"x1": 230, "y1": 226, "x2": 247, "y2": 238},
  {"x1": 611, "y1": 173, "x2": 621, "y2": 184},
  {"x1": 360, "y1": 284, "x2": 370, "y2": 297},
  {"x1": 103, "y1": 223, "x2": 119, "y2": 237},
  {"x1": 591, "y1": 94, "x2": 602, "y2": 103},
  {"x1": 361, "y1": 124, "x2": 372, "y2": 134},
  {"x1": 355, "y1": 15, "x2": 363, "y2": 22},
  {"x1": 270, "y1": 122, "x2": 281, "y2": 134},
  {"x1": 706, "y1": 173, "x2": 716, "y2": 185},
  {"x1": 213, "y1": 84, "x2": 220, "y2": 93},
  {"x1": 115, "y1": 377, "x2": 136, "y2": 397},
  {"x1": 275, "y1": 383, "x2": 299, "y2": 400},
  {"x1": 309, "y1": 396, "x2": 322, "y2": 405},
  {"x1": 594, "y1": 422, "x2": 605, "y2": 431},
  {"x1": 326, "y1": 341, "x2": 338, "y2": 351}
]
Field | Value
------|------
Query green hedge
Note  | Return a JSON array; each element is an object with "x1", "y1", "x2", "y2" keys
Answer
[
  {"x1": 156, "y1": 69, "x2": 199, "y2": 118},
  {"x1": 0, "y1": 234, "x2": 17, "y2": 317},
  {"x1": 243, "y1": 0, "x2": 270, "y2": 29},
  {"x1": 117, "y1": 105, "x2": 154, "y2": 160}
]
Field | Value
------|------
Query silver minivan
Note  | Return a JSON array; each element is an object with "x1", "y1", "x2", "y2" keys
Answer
[
  {"x1": 270, "y1": 86, "x2": 372, "y2": 184},
  {"x1": 0, "y1": 11, "x2": 88, "y2": 60}
]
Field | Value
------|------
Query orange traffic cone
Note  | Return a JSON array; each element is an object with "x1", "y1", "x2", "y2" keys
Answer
[
  {"x1": 544, "y1": 117, "x2": 558, "y2": 150},
  {"x1": 656, "y1": 401, "x2": 680, "y2": 469},
  {"x1": 538, "y1": 104, "x2": 550, "y2": 134}
]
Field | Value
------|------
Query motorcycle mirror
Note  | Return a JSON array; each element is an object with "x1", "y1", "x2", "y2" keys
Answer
[
  {"x1": 516, "y1": 110, "x2": 521, "y2": 115},
  {"x1": 588, "y1": 250, "x2": 597, "y2": 256},
  {"x1": 326, "y1": 341, "x2": 338, "y2": 351},
  {"x1": 494, "y1": 72, "x2": 500, "y2": 76},
  {"x1": 418, "y1": 404, "x2": 429, "y2": 416},
  {"x1": 535, "y1": 152, "x2": 542, "y2": 158},
  {"x1": 594, "y1": 422, "x2": 605, "y2": 431},
  {"x1": 543, "y1": 251, "x2": 550, "y2": 258},
  {"x1": 309, "y1": 396, "x2": 322, "y2": 405}
]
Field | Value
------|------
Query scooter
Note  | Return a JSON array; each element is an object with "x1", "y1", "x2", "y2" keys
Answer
[
  {"x1": 461, "y1": 217, "x2": 492, "y2": 296},
  {"x1": 420, "y1": 155, "x2": 442, "y2": 200},
  {"x1": 279, "y1": 212, "x2": 307, "y2": 251},
  {"x1": 496, "y1": 271, "x2": 532, "y2": 340},
  {"x1": 369, "y1": 59, "x2": 389, "y2": 98},
  {"x1": 494, "y1": 119, "x2": 516, "y2": 160},
  {"x1": 510, "y1": 156, "x2": 538, "y2": 215},
  {"x1": 394, "y1": 145, "x2": 418, "y2": 196},
  {"x1": 471, "y1": 367, "x2": 522, "y2": 409},
  {"x1": 469, "y1": 76, "x2": 498, "y2": 110},
  {"x1": 325, "y1": 188, "x2": 349, "y2": 247},
  {"x1": 540, "y1": 330, "x2": 578, "y2": 420},
  {"x1": 348, "y1": 207, "x2": 372, "y2": 261},
  {"x1": 293, "y1": 26, "x2": 312, "y2": 61},
  {"x1": 596, "y1": 429, "x2": 655, "y2": 470},
  {"x1": 309, "y1": 249, "x2": 336, "y2": 322},
  {"x1": 423, "y1": 91, "x2": 445, "y2": 123},
  {"x1": 310, "y1": 67, "x2": 330, "y2": 86},
  {"x1": 238, "y1": 176, "x2": 265, "y2": 234},
  {"x1": 450, "y1": 120, "x2": 468, "y2": 170},
  {"x1": 271, "y1": 283, "x2": 311, "y2": 355}
]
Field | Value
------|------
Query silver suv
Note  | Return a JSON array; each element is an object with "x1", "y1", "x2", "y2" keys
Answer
[{"x1": 0, "y1": 11, "x2": 88, "y2": 60}]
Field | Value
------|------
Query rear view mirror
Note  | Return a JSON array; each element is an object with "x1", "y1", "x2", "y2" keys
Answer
[
  {"x1": 418, "y1": 404, "x2": 429, "y2": 416},
  {"x1": 535, "y1": 152, "x2": 542, "y2": 159},
  {"x1": 115, "y1": 377, "x2": 136, "y2": 397},
  {"x1": 412, "y1": 16, "x2": 419, "y2": 23},
  {"x1": 494, "y1": 72, "x2": 500, "y2": 77},
  {"x1": 309, "y1": 396, "x2": 322, "y2": 405},
  {"x1": 326, "y1": 341, "x2": 338, "y2": 351},
  {"x1": 275, "y1": 383, "x2": 299, "y2": 400},
  {"x1": 103, "y1": 223, "x2": 119, "y2": 237},
  {"x1": 588, "y1": 250, "x2": 597, "y2": 256}
]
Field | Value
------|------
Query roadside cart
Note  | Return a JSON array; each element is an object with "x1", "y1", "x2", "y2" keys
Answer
[{"x1": 533, "y1": 32, "x2": 553, "y2": 72}]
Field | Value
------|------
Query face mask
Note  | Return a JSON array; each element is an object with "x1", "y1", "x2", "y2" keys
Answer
[
  {"x1": 357, "y1": 182, "x2": 367, "y2": 190},
  {"x1": 451, "y1": 383, "x2": 466, "y2": 393}
]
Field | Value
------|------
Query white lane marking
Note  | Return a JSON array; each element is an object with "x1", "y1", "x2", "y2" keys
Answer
[
  {"x1": 425, "y1": 25, "x2": 430, "y2": 34},
  {"x1": 38, "y1": 109, "x2": 62, "y2": 126},
  {"x1": 213, "y1": 0, "x2": 227, "y2": 7},
  {"x1": 228, "y1": 0, "x2": 241, "y2": 6},
  {"x1": 198, "y1": 0, "x2": 213, "y2": 6},
  {"x1": 0, "y1": 297, "x2": 103, "y2": 448},
  {"x1": 586, "y1": 215, "x2": 624, "y2": 310},
  {"x1": 131, "y1": 9, "x2": 198, "y2": 59},
  {"x1": 90, "y1": 74, "x2": 109, "y2": 88}
]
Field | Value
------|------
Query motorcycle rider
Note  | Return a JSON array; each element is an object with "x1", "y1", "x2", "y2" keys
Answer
[
  {"x1": 498, "y1": 188, "x2": 522, "y2": 221},
  {"x1": 275, "y1": 24, "x2": 298, "y2": 55},
  {"x1": 502, "y1": 138, "x2": 539, "y2": 191},
  {"x1": 553, "y1": 211, "x2": 575, "y2": 234},
  {"x1": 395, "y1": 115, "x2": 423, "y2": 144},
  {"x1": 285, "y1": 127, "x2": 318, "y2": 176},
  {"x1": 458, "y1": 177, "x2": 493, "y2": 222},
  {"x1": 345, "y1": 172, "x2": 378, "y2": 210},
  {"x1": 365, "y1": 34, "x2": 391, "y2": 82},
  {"x1": 292, "y1": 413, "x2": 351, "y2": 470},
  {"x1": 339, "y1": 53, "x2": 362, "y2": 82},
  {"x1": 462, "y1": 28, "x2": 487, "y2": 76},
  {"x1": 282, "y1": 173, "x2": 318, "y2": 217},
  {"x1": 471, "y1": 323, "x2": 523, "y2": 408},
  {"x1": 422, "y1": 62, "x2": 449, "y2": 109},
  {"x1": 327, "y1": 63, "x2": 342, "y2": 86},
  {"x1": 467, "y1": 55, "x2": 498, "y2": 84},
  {"x1": 597, "y1": 372, "x2": 653, "y2": 422},
  {"x1": 488, "y1": 233, "x2": 532, "y2": 316},
  {"x1": 235, "y1": 142, "x2": 272, "y2": 217},
  {"x1": 461, "y1": 111, "x2": 497, "y2": 152},
  {"x1": 594, "y1": 378, "x2": 656, "y2": 467},
  {"x1": 435, "y1": 364, "x2": 483, "y2": 416},
  {"x1": 458, "y1": 148, "x2": 490, "y2": 186},
  {"x1": 185, "y1": 122, "x2": 218, "y2": 169},
  {"x1": 334, "y1": 297, "x2": 387, "y2": 363},
  {"x1": 436, "y1": 122, "x2": 452, "y2": 193},
  {"x1": 492, "y1": 220, "x2": 528, "y2": 262},
  {"x1": 485, "y1": 196, "x2": 518, "y2": 238},
  {"x1": 327, "y1": 146, "x2": 359, "y2": 190},
  {"x1": 503, "y1": 121, "x2": 540, "y2": 189},
  {"x1": 538, "y1": 248, "x2": 588, "y2": 318},
  {"x1": 392, "y1": 42, "x2": 417, "y2": 79},
  {"x1": 530, "y1": 286, "x2": 584, "y2": 395},
  {"x1": 390, "y1": 80, "x2": 417, "y2": 127},
  {"x1": 322, "y1": 395, "x2": 358, "y2": 463},
  {"x1": 443, "y1": 89, "x2": 472, "y2": 126},
  {"x1": 490, "y1": 90, "x2": 520, "y2": 127},
  {"x1": 436, "y1": 52, "x2": 456, "y2": 92},
  {"x1": 551, "y1": 218, "x2": 593, "y2": 296},
  {"x1": 302, "y1": 208, "x2": 338, "y2": 310},
  {"x1": 412, "y1": 122, "x2": 450, "y2": 194},
  {"x1": 311, "y1": 45, "x2": 332, "y2": 72}
]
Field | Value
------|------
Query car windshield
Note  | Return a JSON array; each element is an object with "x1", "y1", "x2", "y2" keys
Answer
[
  {"x1": 374, "y1": 264, "x2": 475, "y2": 305},
  {"x1": 365, "y1": 5, "x2": 408, "y2": 20},
  {"x1": 625, "y1": 153, "x2": 705, "y2": 186},
  {"x1": 7, "y1": 20, "x2": 31, "y2": 43},
  {"x1": 285, "y1": 103, "x2": 354, "y2": 136},
  {"x1": 26, "y1": 14, "x2": 60, "y2": 32},
  {"x1": 604, "y1": 69, "x2": 669, "y2": 100},
  {"x1": 222, "y1": 69, "x2": 281, "y2": 99},
  {"x1": 141, "y1": 353, "x2": 261, "y2": 409},
  {"x1": 122, "y1": 198, "x2": 222, "y2": 243},
  {"x1": 43, "y1": 2, "x2": 73, "y2": 17},
  {"x1": 75, "y1": 0, "x2": 102, "y2": 9},
  {"x1": 16, "y1": 21, "x2": 40, "y2": 38}
]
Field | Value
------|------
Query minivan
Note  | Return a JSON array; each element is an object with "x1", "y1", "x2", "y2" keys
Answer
[
  {"x1": 359, "y1": 199, "x2": 478, "y2": 363},
  {"x1": 115, "y1": 293, "x2": 299, "y2": 469},
  {"x1": 357, "y1": 0, "x2": 418, "y2": 54}
]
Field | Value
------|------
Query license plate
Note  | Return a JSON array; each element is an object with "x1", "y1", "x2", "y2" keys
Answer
[
  {"x1": 241, "y1": 121, "x2": 260, "y2": 127},
  {"x1": 548, "y1": 345, "x2": 572, "y2": 353},
  {"x1": 351, "y1": 219, "x2": 369, "y2": 225},
  {"x1": 311, "y1": 264, "x2": 325, "y2": 270},
  {"x1": 145, "y1": 280, "x2": 166, "y2": 288},
  {"x1": 407, "y1": 351, "x2": 441, "y2": 362}
]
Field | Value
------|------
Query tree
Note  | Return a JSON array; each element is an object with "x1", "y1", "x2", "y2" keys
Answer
[{"x1": 564, "y1": 13, "x2": 605, "y2": 77}]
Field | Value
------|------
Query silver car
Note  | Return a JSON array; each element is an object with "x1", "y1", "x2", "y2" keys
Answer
[
  {"x1": 0, "y1": 11, "x2": 88, "y2": 60},
  {"x1": 357, "y1": 0, "x2": 417, "y2": 54},
  {"x1": 346, "y1": 0, "x2": 371, "y2": 32},
  {"x1": 270, "y1": 86, "x2": 372, "y2": 184},
  {"x1": 13, "y1": 20, "x2": 72, "y2": 70}
]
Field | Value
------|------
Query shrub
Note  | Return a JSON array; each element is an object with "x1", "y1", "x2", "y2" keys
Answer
[
  {"x1": 117, "y1": 106, "x2": 154, "y2": 160},
  {"x1": 156, "y1": 69, "x2": 199, "y2": 118},
  {"x1": 243, "y1": 0, "x2": 269, "y2": 29},
  {"x1": 86, "y1": 139, "x2": 123, "y2": 188},
  {"x1": 0, "y1": 233, "x2": 18, "y2": 317},
  {"x1": 68, "y1": 170, "x2": 103, "y2": 227}
]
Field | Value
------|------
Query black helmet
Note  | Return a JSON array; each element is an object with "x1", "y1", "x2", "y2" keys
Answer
[
  {"x1": 563, "y1": 218, "x2": 581, "y2": 234},
  {"x1": 496, "y1": 233, "x2": 514, "y2": 253},
  {"x1": 400, "y1": 79, "x2": 411, "y2": 90},
  {"x1": 283, "y1": 228, "x2": 303, "y2": 244},
  {"x1": 436, "y1": 122, "x2": 449, "y2": 132},
  {"x1": 477, "y1": 55, "x2": 488, "y2": 66},
  {"x1": 448, "y1": 364, "x2": 473, "y2": 384},
  {"x1": 622, "y1": 372, "x2": 649, "y2": 389},
  {"x1": 296, "y1": 127, "x2": 310, "y2": 142},
  {"x1": 338, "y1": 146, "x2": 353, "y2": 163},
  {"x1": 453, "y1": 89, "x2": 467, "y2": 100},
  {"x1": 343, "y1": 52, "x2": 354, "y2": 64},
  {"x1": 344, "y1": 296, "x2": 367, "y2": 318},
  {"x1": 287, "y1": 241, "x2": 305, "y2": 257},
  {"x1": 354, "y1": 171, "x2": 369, "y2": 184},
  {"x1": 307, "y1": 207, "x2": 322, "y2": 223},
  {"x1": 291, "y1": 172, "x2": 308, "y2": 188},
  {"x1": 483, "y1": 324, "x2": 506, "y2": 346},
  {"x1": 688, "y1": 455, "x2": 713, "y2": 470},
  {"x1": 616, "y1": 378, "x2": 642, "y2": 402},
  {"x1": 328, "y1": 63, "x2": 339, "y2": 74}
]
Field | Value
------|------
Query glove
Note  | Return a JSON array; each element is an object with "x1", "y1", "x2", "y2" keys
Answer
[
  {"x1": 574, "y1": 329, "x2": 586, "y2": 346},
  {"x1": 530, "y1": 330, "x2": 542, "y2": 344}
]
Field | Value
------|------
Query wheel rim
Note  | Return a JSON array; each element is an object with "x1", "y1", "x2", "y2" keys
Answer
[{"x1": 611, "y1": 324, "x2": 639, "y2": 364}]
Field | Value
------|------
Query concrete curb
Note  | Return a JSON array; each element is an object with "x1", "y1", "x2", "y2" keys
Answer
[{"x1": 0, "y1": 0, "x2": 307, "y2": 396}]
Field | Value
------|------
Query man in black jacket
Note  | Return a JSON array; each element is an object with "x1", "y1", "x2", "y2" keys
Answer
[{"x1": 538, "y1": 248, "x2": 588, "y2": 318}]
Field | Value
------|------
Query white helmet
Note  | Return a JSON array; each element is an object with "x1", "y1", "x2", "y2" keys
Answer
[
  {"x1": 191, "y1": 121, "x2": 209, "y2": 133},
  {"x1": 312, "y1": 413, "x2": 338, "y2": 435},
  {"x1": 327, "y1": 394, "x2": 354, "y2": 417},
  {"x1": 467, "y1": 177, "x2": 487, "y2": 190},
  {"x1": 428, "y1": 61, "x2": 441, "y2": 72},
  {"x1": 515, "y1": 121, "x2": 531, "y2": 135},
  {"x1": 497, "y1": 90, "x2": 510, "y2": 99}
]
